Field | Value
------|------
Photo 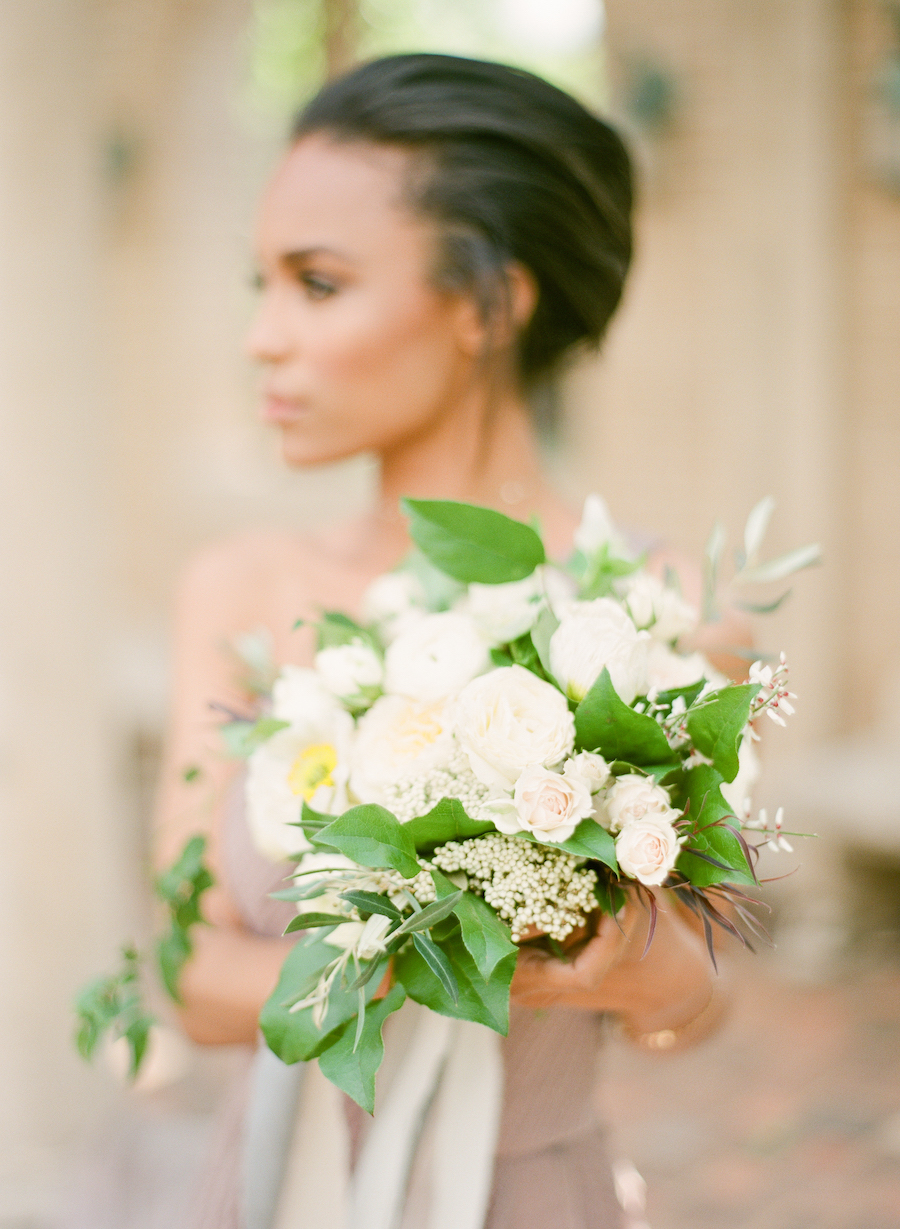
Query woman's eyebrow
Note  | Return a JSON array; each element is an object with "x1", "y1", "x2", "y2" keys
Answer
[{"x1": 281, "y1": 246, "x2": 356, "y2": 271}]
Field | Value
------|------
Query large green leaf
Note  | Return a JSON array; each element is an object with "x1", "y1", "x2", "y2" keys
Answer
[
  {"x1": 313, "y1": 805, "x2": 420, "y2": 878},
  {"x1": 553, "y1": 818, "x2": 619, "y2": 871},
  {"x1": 431, "y1": 868, "x2": 517, "y2": 981},
  {"x1": 403, "y1": 797, "x2": 495, "y2": 852},
  {"x1": 686, "y1": 684, "x2": 759, "y2": 783},
  {"x1": 260, "y1": 937, "x2": 388, "y2": 1064},
  {"x1": 317, "y1": 984, "x2": 407, "y2": 1114},
  {"x1": 574, "y1": 668, "x2": 673, "y2": 765},
  {"x1": 402, "y1": 499, "x2": 545, "y2": 584},
  {"x1": 672, "y1": 764, "x2": 753, "y2": 887},
  {"x1": 394, "y1": 928, "x2": 515, "y2": 1034}
]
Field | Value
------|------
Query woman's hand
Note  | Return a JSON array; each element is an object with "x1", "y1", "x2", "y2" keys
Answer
[{"x1": 510, "y1": 892, "x2": 728, "y2": 1048}]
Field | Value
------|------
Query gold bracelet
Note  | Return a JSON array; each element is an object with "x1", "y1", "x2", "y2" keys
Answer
[{"x1": 620, "y1": 984, "x2": 717, "y2": 1052}]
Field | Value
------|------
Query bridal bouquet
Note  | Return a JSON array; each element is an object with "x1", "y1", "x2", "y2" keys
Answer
[{"x1": 230, "y1": 496, "x2": 813, "y2": 1112}]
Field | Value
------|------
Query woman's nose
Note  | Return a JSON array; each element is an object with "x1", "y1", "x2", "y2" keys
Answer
[{"x1": 245, "y1": 290, "x2": 293, "y2": 364}]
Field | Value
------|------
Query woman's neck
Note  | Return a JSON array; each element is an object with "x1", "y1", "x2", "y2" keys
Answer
[{"x1": 367, "y1": 387, "x2": 576, "y2": 567}]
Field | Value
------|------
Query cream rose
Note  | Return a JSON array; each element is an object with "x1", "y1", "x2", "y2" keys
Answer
[
  {"x1": 496, "y1": 764, "x2": 594, "y2": 842},
  {"x1": 350, "y1": 693, "x2": 454, "y2": 805},
  {"x1": 564, "y1": 751, "x2": 611, "y2": 794},
  {"x1": 383, "y1": 611, "x2": 490, "y2": 702},
  {"x1": 615, "y1": 816, "x2": 682, "y2": 886},
  {"x1": 602, "y1": 774, "x2": 677, "y2": 834},
  {"x1": 315, "y1": 641, "x2": 383, "y2": 701},
  {"x1": 549, "y1": 598, "x2": 651, "y2": 705},
  {"x1": 454, "y1": 665, "x2": 575, "y2": 790}
]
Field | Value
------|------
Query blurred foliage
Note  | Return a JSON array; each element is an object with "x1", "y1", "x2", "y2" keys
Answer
[{"x1": 244, "y1": 0, "x2": 609, "y2": 119}]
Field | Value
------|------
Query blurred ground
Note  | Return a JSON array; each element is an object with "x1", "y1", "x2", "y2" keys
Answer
[{"x1": 600, "y1": 949, "x2": 900, "y2": 1229}]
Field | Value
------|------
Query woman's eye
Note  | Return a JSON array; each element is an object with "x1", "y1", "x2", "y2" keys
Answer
[{"x1": 301, "y1": 273, "x2": 337, "y2": 300}]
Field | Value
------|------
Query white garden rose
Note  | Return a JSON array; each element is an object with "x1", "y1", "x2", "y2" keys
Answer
[
  {"x1": 271, "y1": 665, "x2": 346, "y2": 727},
  {"x1": 383, "y1": 611, "x2": 490, "y2": 702},
  {"x1": 350, "y1": 693, "x2": 455, "y2": 805},
  {"x1": 315, "y1": 640, "x2": 383, "y2": 701},
  {"x1": 615, "y1": 816, "x2": 683, "y2": 886},
  {"x1": 454, "y1": 665, "x2": 575, "y2": 790},
  {"x1": 564, "y1": 750, "x2": 611, "y2": 794},
  {"x1": 602, "y1": 773, "x2": 677, "y2": 833},
  {"x1": 245, "y1": 695, "x2": 354, "y2": 862},
  {"x1": 457, "y1": 573, "x2": 543, "y2": 644},
  {"x1": 621, "y1": 573, "x2": 699, "y2": 643},
  {"x1": 646, "y1": 643, "x2": 709, "y2": 692},
  {"x1": 549, "y1": 598, "x2": 651, "y2": 705},
  {"x1": 495, "y1": 764, "x2": 594, "y2": 842}
]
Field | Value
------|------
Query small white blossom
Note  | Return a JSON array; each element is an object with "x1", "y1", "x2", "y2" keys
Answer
[
  {"x1": 620, "y1": 573, "x2": 699, "y2": 643},
  {"x1": 315, "y1": 641, "x2": 383, "y2": 701}
]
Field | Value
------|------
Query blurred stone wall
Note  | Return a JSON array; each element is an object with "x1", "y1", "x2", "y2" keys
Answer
[{"x1": 0, "y1": 0, "x2": 897, "y2": 1222}]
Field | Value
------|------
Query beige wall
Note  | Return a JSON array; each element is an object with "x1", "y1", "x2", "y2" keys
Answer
[{"x1": 0, "y1": 0, "x2": 897, "y2": 1219}]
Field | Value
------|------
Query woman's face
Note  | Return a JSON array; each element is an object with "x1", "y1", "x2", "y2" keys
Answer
[{"x1": 247, "y1": 133, "x2": 486, "y2": 467}]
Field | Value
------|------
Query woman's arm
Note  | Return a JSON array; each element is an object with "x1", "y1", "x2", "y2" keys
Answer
[
  {"x1": 510, "y1": 895, "x2": 728, "y2": 1049},
  {"x1": 154, "y1": 538, "x2": 295, "y2": 1046}
]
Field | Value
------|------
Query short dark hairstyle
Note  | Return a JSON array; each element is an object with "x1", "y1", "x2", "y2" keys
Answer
[{"x1": 293, "y1": 53, "x2": 633, "y2": 388}]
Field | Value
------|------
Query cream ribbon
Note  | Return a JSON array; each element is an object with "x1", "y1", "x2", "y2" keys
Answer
[{"x1": 242, "y1": 1002, "x2": 504, "y2": 1229}]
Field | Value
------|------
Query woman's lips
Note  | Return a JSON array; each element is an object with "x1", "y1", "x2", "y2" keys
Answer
[{"x1": 261, "y1": 394, "x2": 309, "y2": 423}]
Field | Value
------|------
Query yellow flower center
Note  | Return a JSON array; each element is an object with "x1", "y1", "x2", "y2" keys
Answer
[{"x1": 287, "y1": 743, "x2": 338, "y2": 800}]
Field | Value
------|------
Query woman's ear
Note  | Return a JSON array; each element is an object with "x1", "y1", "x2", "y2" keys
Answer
[{"x1": 451, "y1": 260, "x2": 538, "y2": 357}]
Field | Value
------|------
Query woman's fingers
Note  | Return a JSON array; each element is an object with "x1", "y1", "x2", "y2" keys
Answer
[{"x1": 510, "y1": 908, "x2": 638, "y2": 1007}]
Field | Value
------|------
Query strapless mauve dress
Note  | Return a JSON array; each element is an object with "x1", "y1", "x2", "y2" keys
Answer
[{"x1": 188, "y1": 780, "x2": 624, "y2": 1229}]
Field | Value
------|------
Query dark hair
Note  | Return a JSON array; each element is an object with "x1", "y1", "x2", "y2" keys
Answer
[{"x1": 293, "y1": 53, "x2": 633, "y2": 388}]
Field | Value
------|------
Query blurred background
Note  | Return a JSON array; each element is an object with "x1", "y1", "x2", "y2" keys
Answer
[{"x1": 0, "y1": 1, "x2": 898, "y2": 1226}]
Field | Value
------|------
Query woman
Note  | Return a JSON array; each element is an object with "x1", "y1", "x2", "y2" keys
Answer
[{"x1": 156, "y1": 54, "x2": 738, "y2": 1229}]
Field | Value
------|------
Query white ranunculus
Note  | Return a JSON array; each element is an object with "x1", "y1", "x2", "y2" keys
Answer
[
  {"x1": 719, "y1": 737, "x2": 760, "y2": 821},
  {"x1": 574, "y1": 493, "x2": 631, "y2": 559},
  {"x1": 315, "y1": 640, "x2": 383, "y2": 701},
  {"x1": 454, "y1": 665, "x2": 575, "y2": 791},
  {"x1": 246, "y1": 671, "x2": 354, "y2": 862},
  {"x1": 457, "y1": 574, "x2": 543, "y2": 645},
  {"x1": 564, "y1": 750, "x2": 611, "y2": 794},
  {"x1": 383, "y1": 611, "x2": 490, "y2": 701},
  {"x1": 620, "y1": 573, "x2": 699, "y2": 643},
  {"x1": 602, "y1": 774, "x2": 677, "y2": 834},
  {"x1": 497, "y1": 764, "x2": 594, "y2": 842},
  {"x1": 616, "y1": 816, "x2": 682, "y2": 886},
  {"x1": 549, "y1": 598, "x2": 651, "y2": 705},
  {"x1": 350, "y1": 693, "x2": 454, "y2": 805}
]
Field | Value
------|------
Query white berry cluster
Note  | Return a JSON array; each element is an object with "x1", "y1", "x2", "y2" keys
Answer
[
  {"x1": 383, "y1": 864, "x2": 437, "y2": 909},
  {"x1": 431, "y1": 833, "x2": 598, "y2": 942},
  {"x1": 382, "y1": 744, "x2": 492, "y2": 826}
]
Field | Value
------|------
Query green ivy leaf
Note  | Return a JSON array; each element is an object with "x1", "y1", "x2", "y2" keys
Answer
[
  {"x1": 260, "y1": 937, "x2": 389, "y2": 1064},
  {"x1": 530, "y1": 606, "x2": 559, "y2": 678},
  {"x1": 154, "y1": 835, "x2": 214, "y2": 1003},
  {"x1": 394, "y1": 928, "x2": 515, "y2": 1034},
  {"x1": 552, "y1": 818, "x2": 619, "y2": 870},
  {"x1": 574, "y1": 668, "x2": 674, "y2": 765},
  {"x1": 316, "y1": 611, "x2": 378, "y2": 651},
  {"x1": 220, "y1": 715, "x2": 290, "y2": 758},
  {"x1": 313, "y1": 805, "x2": 420, "y2": 878},
  {"x1": 431, "y1": 868, "x2": 517, "y2": 981},
  {"x1": 686, "y1": 684, "x2": 759, "y2": 783},
  {"x1": 403, "y1": 499, "x2": 545, "y2": 584},
  {"x1": 73, "y1": 945, "x2": 156, "y2": 1080},
  {"x1": 671, "y1": 764, "x2": 753, "y2": 887},
  {"x1": 317, "y1": 984, "x2": 407, "y2": 1113},
  {"x1": 402, "y1": 797, "x2": 495, "y2": 851}
]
